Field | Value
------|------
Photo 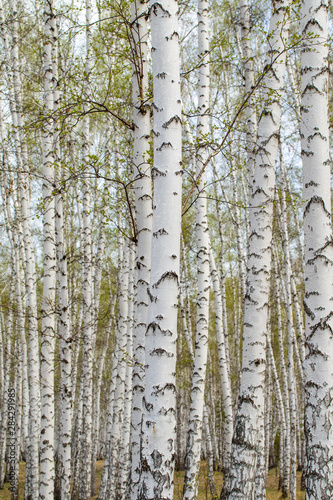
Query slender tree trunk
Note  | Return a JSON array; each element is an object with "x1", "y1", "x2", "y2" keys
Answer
[
  {"x1": 2, "y1": 2, "x2": 41, "y2": 495},
  {"x1": 137, "y1": 0, "x2": 182, "y2": 491},
  {"x1": 182, "y1": 0, "x2": 210, "y2": 494},
  {"x1": 78, "y1": 2, "x2": 94, "y2": 497},
  {"x1": 106, "y1": 240, "x2": 129, "y2": 498},
  {"x1": 97, "y1": 346, "x2": 118, "y2": 500},
  {"x1": 301, "y1": 0, "x2": 333, "y2": 497},
  {"x1": 272, "y1": 251, "x2": 290, "y2": 498},
  {"x1": 40, "y1": 1, "x2": 57, "y2": 496},
  {"x1": 55, "y1": 78, "x2": 72, "y2": 500},
  {"x1": 91, "y1": 310, "x2": 112, "y2": 497},
  {"x1": 224, "y1": 2, "x2": 290, "y2": 497},
  {"x1": 209, "y1": 247, "x2": 233, "y2": 490},
  {"x1": 120, "y1": 243, "x2": 135, "y2": 497},
  {"x1": 239, "y1": 0, "x2": 257, "y2": 189},
  {"x1": 203, "y1": 406, "x2": 218, "y2": 499},
  {"x1": 129, "y1": 0, "x2": 152, "y2": 493}
]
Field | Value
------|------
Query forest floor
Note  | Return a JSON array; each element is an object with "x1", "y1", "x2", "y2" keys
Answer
[{"x1": 0, "y1": 461, "x2": 306, "y2": 499}]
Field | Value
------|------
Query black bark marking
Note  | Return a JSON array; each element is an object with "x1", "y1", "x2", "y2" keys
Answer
[
  {"x1": 303, "y1": 300, "x2": 315, "y2": 321},
  {"x1": 305, "y1": 290, "x2": 320, "y2": 298},
  {"x1": 153, "y1": 228, "x2": 168, "y2": 237},
  {"x1": 159, "y1": 406, "x2": 176, "y2": 416},
  {"x1": 150, "y1": 2, "x2": 171, "y2": 17},
  {"x1": 303, "y1": 18, "x2": 324, "y2": 34},
  {"x1": 307, "y1": 131, "x2": 327, "y2": 142},
  {"x1": 300, "y1": 105, "x2": 309, "y2": 114},
  {"x1": 308, "y1": 311, "x2": 333, "y2": 340},
  {"x1": 305, "y1": 342, "x2": 328, "y2": 360},
  {"x1": 152, "y1": 103, "x2": 162, "y2": 112},
  {"x1": 232, "y1": 417, "x2": 257, "y2": 448},
  {"x1": 153, "y1": 270, "x2": 178, "y2": 288},
  {"x1": 147, "y1": 287, "x2": 157, "y2": 303},
  {"x1": 151, "y1": 167, "x2": 166, "y2": 178},
  {"x1": 302, "y1": 150, "x2": 315, "y2": 157},
  {"x1": 307, "y1": 253, "x2": 333, "y2": 267},
  {"x1": 251, "y1": 186, "x2": 270, "y2": 198},
  {"x1": 301, "y1": 83, "x2": 323, "y2": 97},
  {"x1": 238, "y1": 394, "x2": 257, "y2": 409},
  {"x1": 166, "y1": 31, "x2": 178, "y2": 40},
  {"x1": 250, "y1": 230, "x2": 265, "y2": 240},
  {"x1": 305, "y1": 180, "x2": 318, "y2": 187},
  {"x1": 162, "y1": 115, "x2": 181, "y2": 128},
  {"x1": 147, "y1": 321, "x2": 173, "y2": 336},
  {"x1": 251, "y1": 357, "x2": 266, "y2": 367},
  {"x1": 151, "y1": 348, "x2": 169, "y2": 356},
  {"x1": 152, "y1": 382, "x2": 176, "y2": 395},
  {"x1": 156, "y1": 141, "x2": 173, "y2": 151},
  {"x1": 304, "y1": 195, "x2": 331, "y2": 217},
  {"x1": 156, "y1": 72, "x2": 167, "y2": 79},
  {"x1": 151, "y1": 449, "x2": 163, "y2": 469}
]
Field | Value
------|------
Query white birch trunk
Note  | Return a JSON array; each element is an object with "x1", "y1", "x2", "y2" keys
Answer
[
  {"x1": 55, "y1": 104, "x2": 72, "y2": 500},
  {"x1": 211, "y1": 162, "x2": 231, "y2": 381},
  {"x1": 98, "y1": 346, "x2": 118, "y2": 500},
  {"x1": 209, "y1": 247, "x2": 233, "y2": 489},
  {"x1": 272, "y1": 253, "x2": 290, "y2": 497},
  {"x1": 130, "y1": 0, "x2": 153, "y2": 492},
  {"x1": 106, "y1": 240, "x2": 129, "y2": 498},
  {"x1": 239, "y1": 0, "x2": 257, "y2": 189},
  {"x1": 182, "y1": 0, "x2": 210, "y2": 494},
  {"x1": 0, "y1": 128, "x2": 14, "y2": 491},
  {"x1": 120, "y1": 244, "x2": 135, "y2": 497},
  {"x1": 137, "y1": 0, "x2": 182, "y2": 491},
  {"x1": 91, "y1": 310, "x2": 113, "y2": 497},
  {"x1": 301, "y1": 0, "x2": 333, "y2": 497},
  {"x1": 2, "y1": 2, "x2": 41, "y2": 495},
  {"x1": 267, "y1": 313, "x2": 287, "y2": 492},
  {"x1": 40, "y1": 1, "x2": 56, "y2": 496},
  {"x1": 224, "y1": 3, "x2": 290, "y2": 496},
  {"x1": 278, "y1": 159, "x2": 298, "y2": 500},
  {"x1": 79, "y1": 1, "x2": 94, "y2": 496},
  {"x1": 203, "y1": 406, "x2": 218, "y2": 499}
]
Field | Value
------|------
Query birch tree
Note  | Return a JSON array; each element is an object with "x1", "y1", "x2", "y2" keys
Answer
[
  {"x1": 1, "y1": 2, "x2": 41, "y2": 495},
  {"x1": 224, "y1": 1, "x2": 291, "y2": 497},
  {"x1": 301, "y1": 0, "x2": 333, "y2": 497},
  {"x1": 182, "y1": 0, "x2": 210, "y2": 495},
  {"x1": 129, "y1": 0, "x2": 152, "y2": 493},
  {"x1": 40, "y1": 0, "x2": 57, "y2": 496},
  {"x1": 137, "y1": 0, "x2": 182, "y2": 491}
]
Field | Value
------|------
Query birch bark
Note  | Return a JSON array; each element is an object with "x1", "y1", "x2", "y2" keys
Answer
[
  {"x1": 40, "y1": 1, "x2": 57, "y2": 496},
  {"x1": 79, "y1": 1, "x2": 94, "y2": 496},
  {"x1": 137, "y1": 0, "x2": 182, "y2": 491},
  {"x1": 224, "y1": 2, "x2": 290, "y2": 496},
  {"x1": 209, "y1": 247, "x2": 233, "y2": 491},
  {"x1": 301, "y1": 0, "x2": 333, "y2": 497},
  {"x1": 130, "y1": 0, "x2": 153, "y2": 493},
  {"x1": 182, "y1": 0, "x2": 210, "y2": 495},
  {"x1": 54, "y1": 31, "x2": 72, "y2": 500},
  {"x1": 1, "y1": 2, "x2": 41, "y2": 495}
]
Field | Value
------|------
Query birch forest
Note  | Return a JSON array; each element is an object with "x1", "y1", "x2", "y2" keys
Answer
[{"x1": 0, "y1": 0, "x2": 333, "y2": 498}]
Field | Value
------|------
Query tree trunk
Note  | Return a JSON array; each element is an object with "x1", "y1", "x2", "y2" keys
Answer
[
  {"x1": 40, "y1": 1, "x2": 57, "y2": 496},
  {"x1": 137, "y1": 0, "x2": 182, "y2": 491},
  {"x1": 301, "y1": 0, "x2": 333, "y2": 497},
  {"x1": 182, "y1": 0, "x2": 210, "y2": 493},
  {"x1": 224, "y1": 2, "x2": 290, "y2": 496},
  {"x1": 129, "y1": 0, "x2": 152, "y2": 493}
]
